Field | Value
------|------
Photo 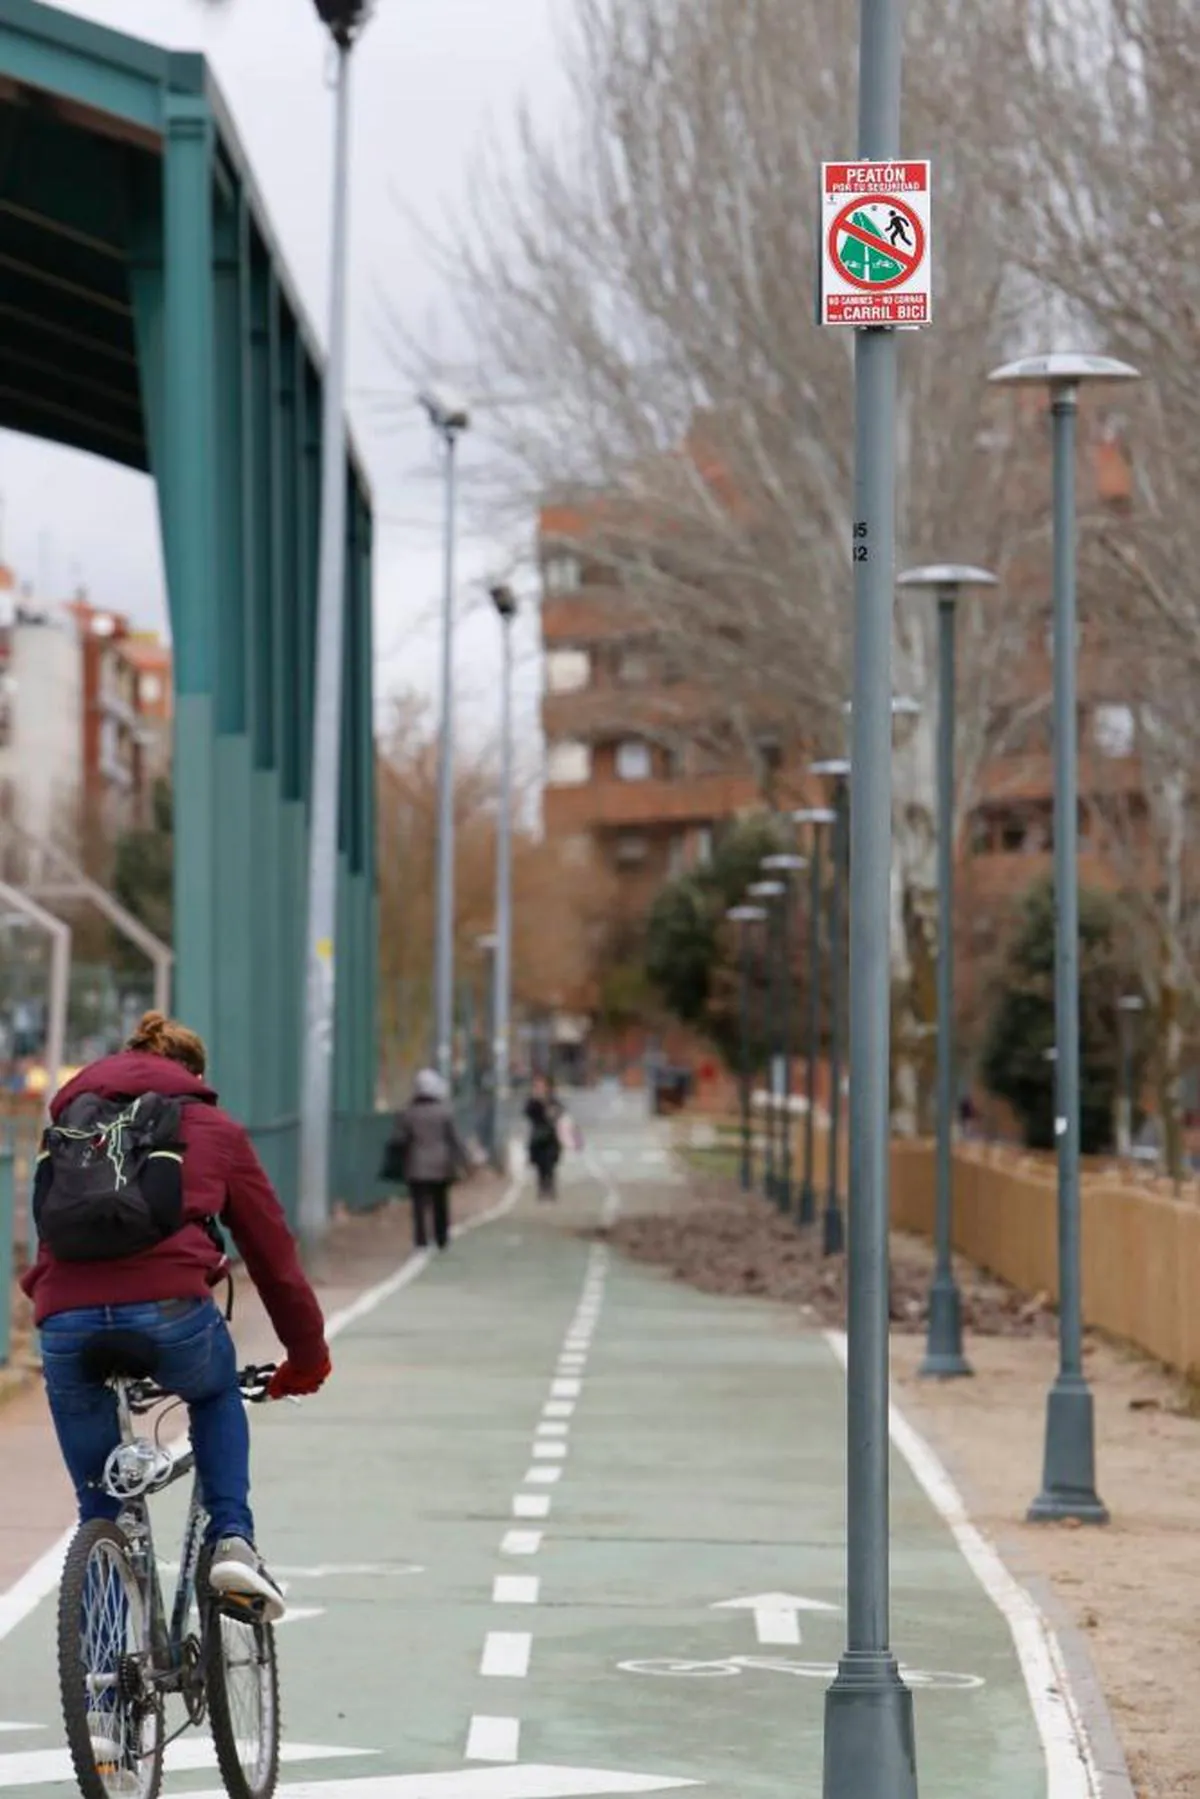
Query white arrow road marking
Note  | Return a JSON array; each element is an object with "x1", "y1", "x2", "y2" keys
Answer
[
  {"x1": 466, "y1": 1716, "x2": 521, "y2": 1763},
  {"x1": 711, "y1": 1592, "x2": 839, "y2": 1646},
  {"x1": 173, "y1": 1770, "x2": 697, "y2": 1797},
  {"x1": 0, "y1": 1741, "x2": 374, "y2": 1788}
]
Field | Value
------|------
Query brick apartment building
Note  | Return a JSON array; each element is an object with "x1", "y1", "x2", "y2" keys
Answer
[
  {"x1": 0, "y1": 567, "x2": 171, "y2": 863},
  {"x1": 539, "y1": 501, "x2": 810, "y2": 920}
]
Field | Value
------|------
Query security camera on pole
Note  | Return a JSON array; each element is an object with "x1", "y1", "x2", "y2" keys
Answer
[
  {"x1": 420, "y1": 387, "x2": 471, "y2": 1088},
  {"x1": 297, "y1": 0, "x2": 372, "y2": 1250},
  {"x1": 897, "y1": 564, "x2": 997, "y2": 1380},
  {"x1": 988, "y1": 350, "x2": 1139, "y2": 1526}
]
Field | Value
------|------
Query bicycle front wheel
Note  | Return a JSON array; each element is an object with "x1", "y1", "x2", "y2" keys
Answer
[
  {"x1": 205, "y1": 1606, "x2": 280, "y2": 1799},
  {"x1": 58, "y1": 1520, "x2": 163, "y2": 1799}
]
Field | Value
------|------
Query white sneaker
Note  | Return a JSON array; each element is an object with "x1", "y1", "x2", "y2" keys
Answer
[{"x1": 208, "y1": 1537, "x2": 286, "y2": 1624}]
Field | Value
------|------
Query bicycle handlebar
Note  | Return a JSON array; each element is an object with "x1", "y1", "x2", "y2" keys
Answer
[{"x1": 125, "y1": 1363, "x2": 278, "y2": 1414}]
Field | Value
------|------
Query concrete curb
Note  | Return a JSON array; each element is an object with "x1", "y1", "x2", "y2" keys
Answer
[{"x1": 1018, "y1": 1569, "x2": 1136, "y2": 1799}]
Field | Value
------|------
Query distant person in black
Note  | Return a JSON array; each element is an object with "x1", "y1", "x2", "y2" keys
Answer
[{"x1": 524, "y1": 1076, "x2": 563, "y2": 1200}]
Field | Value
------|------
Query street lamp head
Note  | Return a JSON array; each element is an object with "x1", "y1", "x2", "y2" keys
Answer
[
  {"x1": 312, "y1": 0, "x2": 372, "y2": 47},
  {"x1": 897, "y1": 564, "x2": 998, "y2": 594},
  {"x1": 1118, "y1": 994, "x2": 1146, "y2": 1013},
  {"x1": 811, "y1": 758, "x2": 851, "y2": 779},
  {"x1": 726, "y1": 905, "x2": 766, "y2": 923},
  {"x1": 793, "y1": 807, "x2": 837, "y2": 825},
  {"x1": 489, "y1": 583, "x2": 518, "y2": 621},
  {"x1": 987, "y1": 351, "x2": 1140, "y2": 389},
  {"x1": 476, "y1": 932, "x2": 498, "y2": 952},
  {"x1": 762, "y1": 854, "x2": 807, "y2": 872},
  {"x1": 418, "y1": 386, "x2": 471, "y2": 437},
  {"x1": 747, "y1": 880, "x2": 785, "y2": 899}
]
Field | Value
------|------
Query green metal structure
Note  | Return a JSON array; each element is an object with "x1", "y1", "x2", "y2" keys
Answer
[{"x1": 0, "y1": 1, "x2": 379, "y2": 1218}]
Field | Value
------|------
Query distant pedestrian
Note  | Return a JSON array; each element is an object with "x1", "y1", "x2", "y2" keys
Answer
[
  {"x1": 525, "y1": 1075, "x2": 564, "y2": 1200},
  {"x1": 383, "y1": 1069, "x2": 470, "y2": 1251}
]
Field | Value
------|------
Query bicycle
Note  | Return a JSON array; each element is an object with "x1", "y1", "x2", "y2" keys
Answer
[{"x1": 56, "y1": 1352, "x2": 282, "y2": 1799}]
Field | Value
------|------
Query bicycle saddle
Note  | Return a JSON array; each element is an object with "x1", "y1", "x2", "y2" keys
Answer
[{"x1": 80, "y1": 1330, "x2": 160, "y2": 1384}]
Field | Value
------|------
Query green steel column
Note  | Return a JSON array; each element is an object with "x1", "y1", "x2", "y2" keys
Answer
[
  {"x1": 243, "y1": 221, "x2": 275, "y2": 1129},
  {"x1": 163, "y1": 92, "x2": 218, "y2": 1052},
  {"x1": 359, "y1": 495, "x2": 379, "y2": 1111},
  {"x1": 211, "y1": 188, "x2": 253, "y2": 1121},
  {"x1": 273, "y1": 302, "x2": 303, "y2": 1129}
]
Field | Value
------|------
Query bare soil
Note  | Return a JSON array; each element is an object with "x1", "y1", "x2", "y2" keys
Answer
[{"x1": 598, "y1": 1170, "x2": 1200, "y2": 1799}]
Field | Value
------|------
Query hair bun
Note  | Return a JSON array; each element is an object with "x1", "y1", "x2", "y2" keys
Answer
[{"x1": 134, "y1": 1010, "x2": 169, "y2": 1047}]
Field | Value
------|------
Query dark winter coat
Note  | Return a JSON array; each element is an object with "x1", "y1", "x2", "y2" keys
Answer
[
  {"x1": 22, "y1": 1051, "x2": 326, "y2": 1362},
  {"x1": 387, "y1": 1097, "x2": 469, "y2": 1185}
]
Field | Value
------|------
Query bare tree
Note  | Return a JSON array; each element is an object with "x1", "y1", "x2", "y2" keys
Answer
[{"x1": 412, "y1": 0, "x2": 1043, "y2": 1125}]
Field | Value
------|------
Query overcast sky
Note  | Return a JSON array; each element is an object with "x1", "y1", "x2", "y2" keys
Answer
[{"x1": 1, "y1": 0, "x2": 560, "y2": 750}]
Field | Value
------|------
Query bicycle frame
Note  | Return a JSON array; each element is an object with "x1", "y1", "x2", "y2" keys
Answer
[{"x1": 107, "y1": 1381, "x2": 210, "y2": 1695}]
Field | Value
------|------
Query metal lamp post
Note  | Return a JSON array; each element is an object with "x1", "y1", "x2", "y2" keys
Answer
[
  {"x1": 1116, "y1": 993, "x2": 1144, "y2": 1160},
  {"x1": 811, "y1": 760, "x2": 850, "y2": 1257},
  {"x1": 297, "y1": 0, "x2": 370, "y2": 1248},
  {"x1": 989, "y1": 350, "x2": 1140, "y2": 1524},
  {"x1": 792, "y1": 808, "x2": 837, "y2": 1226},
  {"x1": 748, "y1": 879, "x2": 787, "y2": 1202},
  {"x1": 897, "y1": 564, "x2": 998, "y2": 1379},
  {"x1": 762, "y1": 853, "x2": 808, "y2": 1215},
  {"x1": 421, "y1": 387, "x2": 472, "y2": 1086},
  {"x1": 489, "y1": 583, "x2": 518, "y2": 1169},
  {"x1": 727, "y1": 904, "x2": 766, "y2": 1191},
  {"x1": 476, "y1": 932, "x2": 498, "y2": 1158}
]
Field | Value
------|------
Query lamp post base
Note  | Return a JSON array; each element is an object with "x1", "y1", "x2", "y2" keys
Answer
[
  {"x1": 919, "y1": 1274, "x2": 972, "y2": 1379},
  {"x1": 822, "y1": 1200, "x2": 845, "y2": 1257},
  {"x1": 1027, "y1": 1374, "x2": 1108, "y2": 1524},
  {"x1": 823, "y1": 1650, "x2": 917, "y2": 1799},
  {"x1": 798, "y1": 1178, "x2": 816, "y2": 1226}
]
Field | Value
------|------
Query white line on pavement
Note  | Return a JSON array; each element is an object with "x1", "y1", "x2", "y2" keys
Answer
[
  {"x1": 500, "y1": 1531, "x2": 543, "y2": 1557},
  {"x1": 824, "y1": 1329, "x2": 1100, "y2": 1799},
  {"x1": 550, "y1": 1379, "x2": 581, "y2": 1399},
  {"x1": 493, "y1": 1576, "x2": 540, "y2": 1605},
  {"x1": 512, "y1": 1495, "x2": 551, "y2": 1520},
  {"x1": 465, "y1": 1716, "x2": 521, "y2": 1764},
  {"x1": 524, "y1": 1467, "x2": 562, "y2": 1486},
  {"x1": 532, "y1": 1442, "x2": 566, "y2": 1459},
  {"x1": 536, "y1": 1422, "x2": 568, "y2": 1438},
  {"x1": 543, "y1": 1400, "x2": 575, "y2": 1419},
  {"x1": 481, "y1": 1632, "x2": 532, "y2": 1678}
]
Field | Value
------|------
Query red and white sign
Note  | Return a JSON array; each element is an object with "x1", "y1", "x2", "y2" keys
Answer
[{"x1": 819, "y1": 161, "x2": 932, "y2": 327}]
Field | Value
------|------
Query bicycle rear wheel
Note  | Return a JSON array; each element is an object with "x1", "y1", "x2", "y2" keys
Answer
[
  {"x1": 204, "y1": 1604, "x2": 280, "y2": 1799},
  {"x1": 58, "y1": 1520, "x2": 163, "y2": 1799}
]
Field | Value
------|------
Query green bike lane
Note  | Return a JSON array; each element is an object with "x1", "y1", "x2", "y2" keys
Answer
[{"x1": 0, "y1": 1135, "x2": 1054, "y2": 1797}]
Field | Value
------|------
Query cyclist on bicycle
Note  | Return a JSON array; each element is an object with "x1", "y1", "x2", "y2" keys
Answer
[{"x1": 22, "y1": 1011, "x2": 332, "y2": 1623}]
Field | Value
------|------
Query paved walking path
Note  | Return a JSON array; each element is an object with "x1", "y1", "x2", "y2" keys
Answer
[{"x1": 0, "y1": 1093, "x2": 1063, "y2": 1797}]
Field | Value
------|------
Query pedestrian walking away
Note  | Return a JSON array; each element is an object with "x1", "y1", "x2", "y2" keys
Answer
[
  {"x1": 383, "y1": 1067, "x2": 471, "y2": 1250},
  {"x1": 23, "y1": 1009, "x2": 333, "y2": 1628},
  {"x1": 525, "y1": 1074, "x2": 564, "y2": 1200}
]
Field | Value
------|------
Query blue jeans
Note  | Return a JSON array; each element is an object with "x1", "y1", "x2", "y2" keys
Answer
[{"x1": 40, "y1": 1299, "x2": 254, "y2": 1544}]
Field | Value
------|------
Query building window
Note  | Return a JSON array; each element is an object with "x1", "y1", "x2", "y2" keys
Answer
[
  {"x1": 1093, "y1": 702, "x2": 1134, "y2": 758},
  {"x1": 616, "y1": 648, "x2": 652, "y2": 686},
  {"x1": 139, "y1": 673, "x2": 163, "y2": 707},
  {"x1": 615, "y1": 739, "x2": 652, "y2": 781},
  {"x1": 544, "y1": 553, "x2": 582, "y2": 594},
  {"x1": 546, "y1": 740, "x2": 591, "y2": 787},
  {"x1": 545, "y1": 649, "x2": 590, "y2": 695},
  {"x1": 614, "y1": 832, "x2": 648, "y2": 865}
]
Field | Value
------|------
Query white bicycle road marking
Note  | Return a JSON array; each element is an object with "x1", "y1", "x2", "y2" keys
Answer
[{"x1": 617, "y1": 1654, "x2": 983, "y2": 1691}]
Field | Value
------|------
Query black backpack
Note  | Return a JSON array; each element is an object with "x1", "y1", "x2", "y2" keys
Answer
[{"x1": 34, "y1": 1092, "x2": 194, "y2": 1264}]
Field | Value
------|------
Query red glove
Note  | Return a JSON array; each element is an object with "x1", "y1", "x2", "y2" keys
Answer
[{"x1": 269, "y1": 1351, "x2": 332, "y2": 1400}]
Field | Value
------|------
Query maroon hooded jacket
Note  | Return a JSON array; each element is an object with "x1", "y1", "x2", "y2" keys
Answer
[{"x1": 21, "y1": 1051, "x2": 327, "y2": 1365}]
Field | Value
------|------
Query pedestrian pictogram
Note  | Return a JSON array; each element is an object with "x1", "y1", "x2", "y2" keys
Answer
[{"x1": 818, "y1": 161, "x2": 932, "y2": 327}]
